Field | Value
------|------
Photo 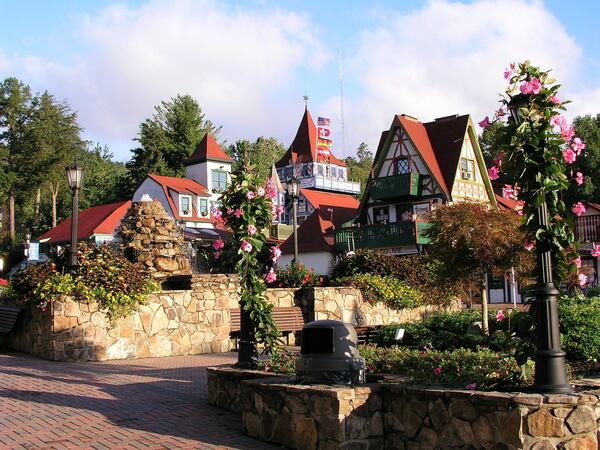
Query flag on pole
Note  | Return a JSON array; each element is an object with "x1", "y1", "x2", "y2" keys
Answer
[
  {"x1": 317, "y1": 148, "x2": 331, "y2": 157},
  {"x1": 317, "y1": 138, "x2": 331, "y2": 148},
  {"x1": 318, "y1": 117, "x2": 331, "y2": 127},
  {"x1": 318, "y1": 127, "x2": 330, "y2": 138}
]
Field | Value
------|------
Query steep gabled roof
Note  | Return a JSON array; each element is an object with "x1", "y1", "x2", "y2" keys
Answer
[
  {"x1": 275, "y1": 109, "x2": 347, "y2": 168},
  {"x1": 147, "y1": 174, "x2": 211, "y2": 221},
  {"x1": 37, "y1": 201, "x2": 132, "y2": 244},
  {"x1": 424, "y1": 114, "x2": 470, "y2": 193},
  {"x1": 183, "y1": 133, "x2": 233, "y2": 165}
]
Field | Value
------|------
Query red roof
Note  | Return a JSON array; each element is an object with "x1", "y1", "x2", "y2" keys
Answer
[
  {"x1": 37, "y1": 201, "x2": 132, "y2": 244},
  {"x1": 183, "y1": 134, "x2": 233, "y2": 165},
  {"x1": 148, "y1": 174, "x2": 211, "y2": 221},
  {"x1": 280, "y1": 190, "x2": 359, "y2": 255},
  {"x1": 276, "y1": 109, "x2": 347, "y2": 168}
]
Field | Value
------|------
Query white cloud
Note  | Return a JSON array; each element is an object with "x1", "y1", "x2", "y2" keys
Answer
[
  {"x1": 324, "y1": 0, "x2": 594, "y2": 158},
  {"x1": 2, "y1": 0, "x2": 329, "y2": 160}
]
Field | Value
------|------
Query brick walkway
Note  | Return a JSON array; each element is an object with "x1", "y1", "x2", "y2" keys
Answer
[{"x1": 0, "y1": 352, "x2": 282, "y2": 450}]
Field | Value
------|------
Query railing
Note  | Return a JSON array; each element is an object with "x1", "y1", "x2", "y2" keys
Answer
[
  {"x1": 575, "y1": 215, "x2": 600, "y2": 243},
  {"x1": 334, "y1": 221, "x2": 430, "y2": 252},
  {"x1": 301, "y1": 176, "x2": 361, "y2": 194},
  {"x1": 371, "y1": 173, "x2": 421, "y2": 200}
]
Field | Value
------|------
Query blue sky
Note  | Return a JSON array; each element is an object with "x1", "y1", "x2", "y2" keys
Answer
[{"x1": 1, "y1": 0, "x2": 599, "y2": 161}]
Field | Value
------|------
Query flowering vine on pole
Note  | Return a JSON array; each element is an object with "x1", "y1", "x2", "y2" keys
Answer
[{"x1": 211, "y1": 164, "x2": 284, "y2": 367}]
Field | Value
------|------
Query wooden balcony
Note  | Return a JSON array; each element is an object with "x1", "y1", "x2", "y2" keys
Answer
[
  {"x1": 576, "y1": 215, "x2": 600, "y2": 243},
  {"x1": 371, "y1": 173, "x2": 422, "y2": 201},
  {"x1": 334, "y1": 221, "x2": 430, "y2": 252}
]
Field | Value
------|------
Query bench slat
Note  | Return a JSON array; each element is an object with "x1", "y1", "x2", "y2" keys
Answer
[
  {"x1": 0, "y1": 307, "x2": 22, "y2": 334},
  {"x1": 229, "y1": 307, "x2": 303, "y2": 333}
]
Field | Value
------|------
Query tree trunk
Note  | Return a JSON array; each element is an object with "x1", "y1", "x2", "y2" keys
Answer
[
  {"x1": 9, "y1": 193, "x2": 15, "y2": 244},
  {"x1": 50, "y1": 181, "x2": 59, "y2": 228},
  {"x1": 34, "y1": 187, "x2": 41, "y2": 227},
  {"x1": 481, "y1": 273, "x2": 489, "y2": 335}
]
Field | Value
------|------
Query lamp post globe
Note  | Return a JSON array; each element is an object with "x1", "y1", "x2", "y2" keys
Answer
[
  {"x1": 66, "y1": 161, "x2": 84, "y2": 272},
  {"x1": 507, "y1": 96, "x2": 572, "y2": 394}
]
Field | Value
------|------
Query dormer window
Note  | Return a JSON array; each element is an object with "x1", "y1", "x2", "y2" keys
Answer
[
  {"x1": 395, "y1": 158, "x2": 410, "y2": 175},
  {"x1": 180, "y1": 195, "x2": 192, "y2": 217},
  {"x1": 211, "y1": 170, "x2": 228, "y2": 192},
  {"x1": 460, "y1": 158, "x2": 475, "y2": 181}
]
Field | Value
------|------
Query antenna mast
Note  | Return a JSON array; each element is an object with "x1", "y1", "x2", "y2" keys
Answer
[{"x1": 338, "y1": 49, "x2": 346, "y2": 155}]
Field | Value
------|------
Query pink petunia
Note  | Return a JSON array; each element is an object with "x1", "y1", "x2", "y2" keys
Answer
[
  {"x1": 211, "y1": 209, "x2": 223, "y2": 223},
  {"x1": 530, "y1": 77, "x2": 542, "y2": 94},
  {"x1": 591, "y1": 244, "x2": 600, "y2": 258},
  {"x1": 496, "y1": 310, "x2": 505, "y2": 322},
  {"x1": 520, "y1": 81, "x2": 532, "y2": 95},
  {"x1": 434, "y1": 367, "x2": 442, "y2": 376},
  {"x1": 248, "y1": 224, "x2": 257, "y2": 235},
  {"x1": 561, "y1": 125, "x2": 575, "y2": 142},
  {"x1": 226, "y1": 207, "x2": 233, "y2": 215},
  {"x1": 241, "y1": 241, "x2": 253, "y2": 252},
  {"x1": 573, "y1": 256, "x2": 582, "y2": 269},
  {"x1": 572, "y1": 137, "x2": 586, "y2": 155},
  {"x1": 503, "y1": 69, "x2": 512, "y2": 80},
  {"x1": 478, "y1": 116, "x2": 490, "y2": 129},
  {"x1": 271, "y1": 246, "x2": 282, "y2": 262},
  {"x1": 524, "y1": 242, "x2": 535, "y2": 251},
  {"x1": 502, "y1": 185, "x2": 514, "y2": 200},
  {"x1": 234, "y1": 208, "x2": 242, "y2": 218},
  {"x1": 550, "y1": 114, "x2": 565, "y2": 129},
  {"x1": 265, "y1": 268, "x2": 277, "y2": 284},
  {"x1": 563, "y1": 148, "x2": 577, "y2": 165},
  {"x1": 246, "y1": 191, "x2": 256, "y2": 200},
  {"x1": 257, "y1": 187, "x2": 266, "y2": 197},
  {"x1": 572, "y1": 202, "x2": 586, "y2": 217},
  {"x1": 578, "y1": 273, "x2": 588, "y2": 287},
  {"x1": 213, "y1": 239, "x2": 225, "y2": 251},
  {"x1": 549, "y1": 95, "x2": 561, "y2": 105},
  {"x1": 488, "y1": 166, "x2": 500, "y2": 180},
  {"x1": 576, "y1": 172, "x2": 584, "y2": 185},
  {"x1": 466, "y1": 383, "x2": 477, "y2": 390},
  {"x1": 213, "y1": 251, "x2": 221, "y2": 260}
]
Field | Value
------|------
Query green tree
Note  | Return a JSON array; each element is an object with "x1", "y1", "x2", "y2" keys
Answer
[
  {"x1": 425, "y1": 203, "x2": 533, "y2": 334},
  {"x1": 227, "y1": 137, "x2": 286, "y2": 183},
  {"x1": 123, "y1": 94, "x2": 221, "y2": 195},
  {"x1": 344, "y1": 142, "x2": 373, "y2": 198}
]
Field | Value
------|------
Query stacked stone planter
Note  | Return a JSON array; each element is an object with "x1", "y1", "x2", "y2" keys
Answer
[{"x1": 119, "y1": 200, "x2": 190, "y2": 280}]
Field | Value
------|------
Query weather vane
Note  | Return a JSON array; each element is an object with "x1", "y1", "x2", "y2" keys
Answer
[{"x1": 303, "y1": 94, "x2": 309, "y2": 109}]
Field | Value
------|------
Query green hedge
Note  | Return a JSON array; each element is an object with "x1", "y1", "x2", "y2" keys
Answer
[
  {"x1": 339, "y1": 273, "x2": 423, "y2": 310},
  {"x1": 559, "y1": 295, "x2": 600, "y2": 361}
]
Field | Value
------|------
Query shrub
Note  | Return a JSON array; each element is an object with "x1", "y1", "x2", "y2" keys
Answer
[
  {"x1": 559, "y1": 295, "x2": 600, "y2": 361},
  {"x1": 12, "y1": 244, "x2": 157, "y2": 319},
  {"x1": 272, "y1": 261, "x2": 322, "y2": 288},
  {"x1": 330, "y1": 249, "x2": 403, "y2": 280},
  {"x1": 257, "y1": 351, "x2": 298, "y2": 374},
  {"x1": 339, "y1": 273, "x2": 422, "y2": 310}
]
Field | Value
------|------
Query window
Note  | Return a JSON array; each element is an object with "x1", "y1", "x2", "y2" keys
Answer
[
  {"x1": 339, "y1": 168, "x2": 346, "y2": 181},
  {"x1": 180, "y1": 195, "x2": 192, "y2": 216},
  {"x1": 331, "y1": 167, "x2": 338, "y2": 179},
  {"x1": 373, "y1": 207, "x2": 389, "y2": 225},
  {"x1": 460, "y1": 158, "x2": 475, "y2": 180},
  {"x1": 284, "y1": 166, "x2": 293, "y2": 180},
  {"x1": 301, "y1": 163, "x2": 313, "y2": 177},
  {"x1": 211, "y1": 170, "x2": 228, "y2": 192},
  {"x1": 317, "y1": 164, "x2": 324, "y2": 176},
  {"x1": 395, "y1": 158, "x2": 410, "y2": 175},
  {"x1": 198, "y1": 198, "x2": 208, "y2": 217},
  {"x1": 298, "y1": 197, "x2": 307, "y2": 213}
]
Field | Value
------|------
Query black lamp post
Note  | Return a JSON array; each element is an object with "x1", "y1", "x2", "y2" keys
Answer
[
  {"x1": 508, "y1": 94, "x2": 572, "y2": 393},
  {"x1": 287, "y1": 177, "x2": 300, "y2": 263},
  {"x1": 66, "y1": 161, "x2": 84, "y2": 272}
]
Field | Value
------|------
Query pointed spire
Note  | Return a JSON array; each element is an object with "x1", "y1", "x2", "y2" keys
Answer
[{"x1": 183, "y1": 134, "x2": 233, "y2": 166}]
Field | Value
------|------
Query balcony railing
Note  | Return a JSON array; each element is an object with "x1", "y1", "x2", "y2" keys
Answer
[
  {"x1": 372, "y1": 173, "x2": 421, "y2": 201},
  {"x1": 576, "y1": 215, "x2": 600, "y2": 243},
  {"x1": 334, "y1": 221, "x2": 430, "y2": 252}
]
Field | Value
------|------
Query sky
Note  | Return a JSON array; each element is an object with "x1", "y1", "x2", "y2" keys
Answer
[{"x1": 1, "y1": 0, "x2": 599, "y2": 162}]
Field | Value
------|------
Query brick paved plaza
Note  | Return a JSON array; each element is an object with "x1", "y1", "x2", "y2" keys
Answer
[{"x1": 0, "y1": 352, "x2": 281, "y2": 450}]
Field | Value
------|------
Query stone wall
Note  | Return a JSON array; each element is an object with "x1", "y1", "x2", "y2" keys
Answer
[
  {"x1": 208, "y1": 367, "x2": 600, "y2": 450},
  {"x1": 4, "y1": 274, "x2": 239, "y2": 361}
]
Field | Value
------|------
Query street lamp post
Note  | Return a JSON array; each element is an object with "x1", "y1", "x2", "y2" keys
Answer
[
  {"x1": 66, "y1": 161, "x2": 84, "y2": 272},
  {"x1": 508, "y1": 95, "x2": 572, "y2": 393},
  {"x1": 287, "y1": 177, "x2": 300, "y2": 263}
]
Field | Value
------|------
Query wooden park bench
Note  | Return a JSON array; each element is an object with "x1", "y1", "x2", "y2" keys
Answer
[
  {"x1": 229, "y1": 306, "x2": 304, "y2": 348},
  {"x1": 0, "y1": 306, "x2": 23, "y2": 334},
  {"x1": 354, "y1": 325, "x2": 382, "y2": 345}
]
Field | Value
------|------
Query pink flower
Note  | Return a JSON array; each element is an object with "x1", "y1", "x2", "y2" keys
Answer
[
  {"x1": 519, "y1": 81, "x2": 531, "y2": 95},
  {"x1": 241, "y1": 241, "x2": 253, "y2": 252},
  {"x1": 576, "y1": 172, "x2": 584, "y2": 185},
  {"x1": 530, "y1": 77, "x2": 542, "y2": 94},
  {"x1": 572, "y1": 137, "x2": 586, "y2": 155},
  {"x1": 493, "y1": 153, "x2": 504, "y2": 168},
  {"x1": 246, "y1": 191, "x2": 256, "y2": 200},
  {"x1": 502, "y1": 185, "x2": 514, "y2": 200},
  {"x1": 524, "y1": 242, "x2": 535, "y2": 251},
  {"x1": 271, "y1": 246, "x2": 282, "y2": 262},
  {"x1": 591, "y1": 244, "x2": 600, "y2": 258},
  {"x1": 573, "y1": 256, "x2": 582, "y2": 269},
  {"x1": 211, "y1": 209, "x2": 223, "y2": 223},
  {"x1": 478, "y1": 116, "x2": 490, "y2": 129},
  {"x1": 550, "y1": 114, "x2": 565, "y2": 129},
  {"x1": 503, "y1": 69, "x2": 512, "y2": 80},
  {"x1": 226, "y1": 207, "x2": 233, "y2": 215},
  {"x1": 488, "y1": 166, "x2": 500, "y2": 180},
  {"x1": 213, "y1": 251, "x2": 221, "y2": 260},
  {"x1": 563, "y1": 148, "x2": 577, "y2": 165},
  {"x1": 517, "y1": 209, "x2": 524, "y2": 217},
  {"x1": 496, "y1": 310, "x2": 505, "y2": 322},
  {"x1": 561, "y1": 125, "x2": 575, "y2": 142},
  {"x1": 213, "y1": 239, "x2": 225, "y2": 250},
  {"x1": 578, "y1": 273, "x2": 588, "y2": 287},
  {"x1": 549, "y1": 95, "x2": 561, "y2": 105},
  {"x1": 572, "y1": 202, "x2": 586, "y2": 217},
  {"x1": 257, "y1": 187, "x2": 266, "y2": 197},
  {"x1": 265, "y1": 268, "x2": 277, "y2": 284},
  {"x1": 234, "y1": 208, "x2": 242, "y2": 218},
  {"x1": 434, "y1": 367, "x2": 442, "y2": 376},
  {"x1": 277, "y1": 205, "x2": 285, "y2": 214},
  {"x1": 466, "y1": 383, "x2": 477, "y2": 390},
  {"x1": 248, "y1": 224, "x2": 257, "y2": 235},
  {"x1": 495, "y1": 107, "x2": 506, "y2": 118}
]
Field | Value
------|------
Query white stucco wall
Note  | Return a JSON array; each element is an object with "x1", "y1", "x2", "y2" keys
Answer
[
  {"x1": 186, "y1": 160, "x2": 231, "y2": 204},
  {"x1": 278, "y1": 251, "x2": 334, "y2": 275}
]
